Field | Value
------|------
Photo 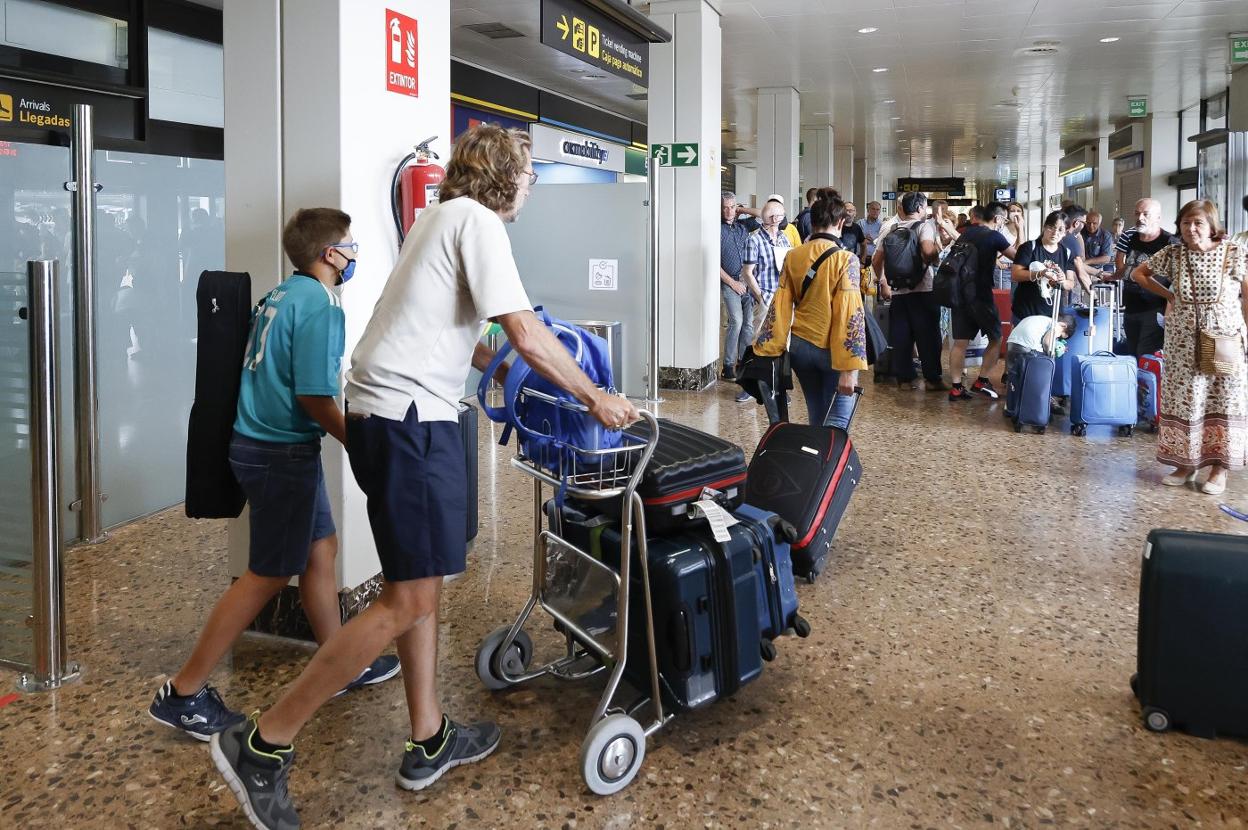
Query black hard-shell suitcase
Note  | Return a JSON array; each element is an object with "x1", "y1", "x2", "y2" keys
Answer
[
  {"x1": 549, "y1": 502, "x2": 763, "y2": 712},
  {"x1": 1132, "y1": 529, "x2": 1248, "y2": 738},
  {"x1": 458, "y1": 401, "x2": 479, "y2": 541},
  {"x1": 590, "y1": 419, "x2": 747, "y2": 533},
  {"x1": 185, "y1": 271, "x2": 252, "y2": 519},
  {"x1": 744, "y1": 389, "x2": 862, "y2": 582}
]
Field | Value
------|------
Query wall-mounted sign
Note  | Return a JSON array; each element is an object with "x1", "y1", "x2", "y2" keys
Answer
[
  {"x1": 0, "y1": 80, "x2": 139, "y2": 140},
  {"x1": 896, "y1": 177, "x2": 966, "y2": 196},
  {"x1": 1128, "y1": 96, "x2": 1147, "y2": 118},
  {"x1": 540, "y1": 0, "x2": 649, "y2": 87},
  {"x1": 1233, "y1": 35, "x2": 1248, "y2": 65},
  {"x1": 651, "y1": 143, "x2": 698, "y2": 167},
  {"x1": 881, "y1": 191, "x2": 897, "y2": 201},
  {"x1": 994, "y1": 187, "x2": 1015, "y2": 202},
  {"x1": 589, "y1": 258, "x2": 618, "y2": 291},
  {"x1": 530, "y1": 122, "x2": 626, "y2": 173},
  {"x1": 385, "y1": 8, "x2": 419, "y2": 98}
]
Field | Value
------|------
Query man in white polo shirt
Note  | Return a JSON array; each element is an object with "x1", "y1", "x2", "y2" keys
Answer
[{"x1": 210, "y1": 125, "x2": 639, "y2": 830}]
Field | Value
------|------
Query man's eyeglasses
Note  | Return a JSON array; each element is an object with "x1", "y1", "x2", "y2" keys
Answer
[
  {"x1": 524, "y1": 169, "x2": 539, "y2": 185},
  {"x1": 326, "y1": 242, "x2": 359, "y2": 255}
]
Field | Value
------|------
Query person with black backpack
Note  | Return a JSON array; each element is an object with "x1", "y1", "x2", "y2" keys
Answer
[
  {"x1": 871, "y1": 191, "x2": 946, "y2": 390},
  {"x1": 945, "y1": 202, "x2": 1017, "y2": 401}
]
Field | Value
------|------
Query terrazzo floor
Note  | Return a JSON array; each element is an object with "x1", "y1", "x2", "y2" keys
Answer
[{"x1": 3, "y1": 374, "x2": 1248, "y2": 829}]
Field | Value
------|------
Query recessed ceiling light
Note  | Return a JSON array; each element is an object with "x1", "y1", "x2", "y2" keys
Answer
[
  {"x1": 883, "y1": 99, "x2": 896, "y2": 104},
  {"x1": 891, "y1": 116, "x2": 901, "y2": 120},
  {"x1": 896, "y1": 128, "x2": 905, "y2": 133},
  {"x1": 858, "y1": 27, "x2": 879, "y2": 34},
  {"x1": 1099, "y1": 36, "x2": 1119, "y2": 43},
  {"x1": 873, "y1": 67, "x2": 888, "y2": 73}
]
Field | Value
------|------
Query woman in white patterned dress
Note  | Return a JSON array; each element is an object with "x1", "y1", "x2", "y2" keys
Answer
[{"x1": 1132, "y1": 200, "x2": 1248, "y2": 495}]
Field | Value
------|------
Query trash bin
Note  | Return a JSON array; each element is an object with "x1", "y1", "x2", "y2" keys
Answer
[{"x1": 569, "y1": 320, "x2": 623, "y2": 391}]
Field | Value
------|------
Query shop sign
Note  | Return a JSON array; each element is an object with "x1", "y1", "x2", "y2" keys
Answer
[
  {"x1": 540, "y1": 0, "x2": 649, "y2": 87},
  {"x1": 385, "y1": 9, "x2": 419, "y2": 98},
  {"x1": 530, "y1": 123, "x2": 626, "y2": 173}
]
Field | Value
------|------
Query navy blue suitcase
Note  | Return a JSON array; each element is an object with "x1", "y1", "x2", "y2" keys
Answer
[
  {"x1": 733, "y1": 504, "x2": 810, "y2": 657},
  {"x1": 1069, "y1": 351, "x2": 1137, "y2": 436},
  {"x1": 547, "y1": 503, "x2": 763, "y2": 712},
  {"x1": 1007, "y1": 351, "x2": 1055, "y2": 433}
]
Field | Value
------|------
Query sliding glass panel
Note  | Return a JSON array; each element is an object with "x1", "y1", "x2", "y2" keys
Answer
[{"x1": 94, "y1": 150, "x2": 224, "y2": 527}]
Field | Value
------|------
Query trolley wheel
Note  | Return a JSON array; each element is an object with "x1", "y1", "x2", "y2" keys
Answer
[
  {"x1": 792, "y1": 614, "x2": 812, "y2": 638},
  {"x1": 1013, "y1": 422, "x2": 1022, "y2": 433},
  {"x1": 1037, "y1": 426, "x2": 1047, "y2": 435},
  {"x1": 474, "y1": 626, "x2": 533, "y2": 691},
  {"x1": 1073, "y1": 424, "x2": 1087, "y2": 436},
  {"x1": 1143, "y1": 707, "x2": 1171, "y2": 733},
  {"x1": 760, "y1": 639, "x2": 778, "y2": 662},
  {"x1": 1148, "y1": 423, "x2": 1157, "y2": 434},
  {"x1": 581, "y1": 714, "x2": 646, "y2": 796},
  {"x1": 1129, "y1": 673, "x2": 1140, "y2": 698},
  {"x1": 1119, "y1": 425, "x2": 1134, "y2": 437}
]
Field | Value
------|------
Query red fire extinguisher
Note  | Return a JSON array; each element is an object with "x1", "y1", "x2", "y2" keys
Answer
[{"x1": 390, "y1": 136, "x2": 445, "y2": 242}]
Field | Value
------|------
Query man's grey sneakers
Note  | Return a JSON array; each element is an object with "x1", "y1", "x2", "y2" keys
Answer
[
  {"x1": 334, "y1": 654, "x2": 401, "y2": 697},
  {"x1": 395, "y1": 717, "x2": 501, "y2": 791},
  {"x1": 148, "y1": 680, "x2": 245, "y2": 741},
  {"x1": 210, "y1": 716, "x2": 300, "y2": 830}
]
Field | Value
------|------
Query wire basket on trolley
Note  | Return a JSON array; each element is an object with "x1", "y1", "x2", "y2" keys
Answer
[{"x1": 473, "y1": 390, "x2": 668, "y2": 796}]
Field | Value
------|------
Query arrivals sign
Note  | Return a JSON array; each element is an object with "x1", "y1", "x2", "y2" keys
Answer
[
  {"x1": 385, "y1": 9, "x2": 419, "y2": 98},
  {"x1": 896, "y1": 177, "x2": 966, "y2": 197},
  {"x1": 540, "y1": 0, "x2": 649, "y2": 87},
  {"x1": 0, "y1": 80, "x2": 138, "y2": 139}
]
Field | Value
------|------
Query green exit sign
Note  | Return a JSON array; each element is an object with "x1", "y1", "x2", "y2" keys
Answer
[
  {"x1": 1233, "y1": 36, "x2": 1248, "y2": 65},
  {"x1": 1128, "y1": 97, "x2": 1148, "y2": 118}
]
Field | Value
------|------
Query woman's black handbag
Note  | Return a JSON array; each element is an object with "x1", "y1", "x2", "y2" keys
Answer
[
  {"x1": 863, "y1": 304, "x2": 889, "y2": 366},
  {"x1": 737, "y1": 347, "x2": 792, "y2": 423}
]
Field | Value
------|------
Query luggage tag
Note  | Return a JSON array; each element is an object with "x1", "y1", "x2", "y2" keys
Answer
[{"x1": 688, "y1": 491, "x2": 739, "y2": 543}]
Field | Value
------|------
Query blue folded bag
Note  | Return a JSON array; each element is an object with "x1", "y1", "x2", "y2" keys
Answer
[{"x1": 477, "y1": 307, "x2": 623, "y2": 473}]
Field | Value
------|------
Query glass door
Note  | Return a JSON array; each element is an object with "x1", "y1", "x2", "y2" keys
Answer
[{"x1": 0, "y1": 139, "x2": 77, "y2": 666}]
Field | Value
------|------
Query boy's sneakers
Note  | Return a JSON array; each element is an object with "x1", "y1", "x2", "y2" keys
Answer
[
  {"x1": 971, "y1": 377, "x2": 1000, "y2": 400},
  {"x1": 334, "y1": 654, "x2": 402, "y2": 698},
  {"x1": 734, "y1": 390, "x2": 752, "y2": 403},
  {"x1": 396, "y1": 716, "x2": 501, "y2": 791},
  {"x1": 211, "y1": 715, "x2": 299, "y2": 830},
  {"x1": 948, "y1": 384, "x2": 973, "y2": 402},
  {"x1": 148, "y1": 680, "x2": 245, "y2": 741}
]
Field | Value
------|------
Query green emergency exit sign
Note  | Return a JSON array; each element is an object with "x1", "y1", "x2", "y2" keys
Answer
[
  {"x1": 1232, "y1": 36, "x2": 1248, "y2": 64},
  {"x1": 1128, "y1": 97, "x2": 1148, "y2": 118}
]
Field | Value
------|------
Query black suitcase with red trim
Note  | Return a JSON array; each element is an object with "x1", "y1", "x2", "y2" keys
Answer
[
  {"x1": 588, "y1": 418, "x2": 747, "y2": 533},
  {"x1": 743, "y1": 391, "x2": 862, "y2": 582}
]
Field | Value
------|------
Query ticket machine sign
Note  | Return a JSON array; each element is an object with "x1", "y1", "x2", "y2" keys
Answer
[{"x1": 385, "y1": 9, "x2": 419, "y2": 98}]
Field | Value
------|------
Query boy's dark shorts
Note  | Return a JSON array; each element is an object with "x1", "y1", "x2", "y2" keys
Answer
[
  {"x1": 951, "y1": 299, "x2": 1002, "y2": 342},
  {"x1": 229, "y1": 432, "x2": 335, "y2": 578},
  {"x1": 345, "y1": 403, "x2": 467, "y2": 582}
]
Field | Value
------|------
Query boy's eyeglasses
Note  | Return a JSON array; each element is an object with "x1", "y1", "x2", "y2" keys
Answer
[
  {"x1": 327, "y1": 242, "x2": 359, "y2": 255},
  {"x1": 524, "y1": 169, "x2": 539, "y2": 185}
]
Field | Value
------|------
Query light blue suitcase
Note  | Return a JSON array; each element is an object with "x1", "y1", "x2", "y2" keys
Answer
[{"x1": 1070, "y1": 351, "x2": 1137, "y2": 436}]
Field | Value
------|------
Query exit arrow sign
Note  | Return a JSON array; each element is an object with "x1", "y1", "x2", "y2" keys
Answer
[{"x1": 651, "y1": 142, "x2": 699, "y2": 167}]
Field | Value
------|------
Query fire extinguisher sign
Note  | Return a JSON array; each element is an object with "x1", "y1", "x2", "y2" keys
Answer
[{"x1": 385, "y1": 9, "x2": 419, "y2": 97}]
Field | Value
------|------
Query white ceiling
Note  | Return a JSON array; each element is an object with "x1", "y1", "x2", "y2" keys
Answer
[{"x1": 450, "y1": 0, "x2": 1248, "y2": 187}]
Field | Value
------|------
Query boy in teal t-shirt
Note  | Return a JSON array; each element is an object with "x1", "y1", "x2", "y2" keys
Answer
[{"x1": 149, "y1": 208, "x2": 398, "y2": 741}]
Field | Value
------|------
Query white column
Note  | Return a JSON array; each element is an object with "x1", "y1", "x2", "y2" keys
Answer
[
  {"x1": 799, "y1": 123, "x2": 833, "y2": 201},
  {"x1": 833, "y1": 144, "x2": 854, "y2": 196},
  {"x1": 1143, "y1": 112, "x2": 1179, "y2": 214},
  {"x1": 756, "y1": 87, "x2": 799, "y2": 211},
  {"x1": 852, "y1": 156, "x2": 867, "y2": 207},
  {"x1": 1231, "y1": 64, "x2": 1248, "y2": 132},
  {"x1": 1094, "y1": 130, "x2": 1115, "y2": 220},
  {"x1": 224, "y1": 0, "x2": 451, "y2": 590},
  {"x1": 648, "y1": 0, "x2": 722, "y2": 384}
]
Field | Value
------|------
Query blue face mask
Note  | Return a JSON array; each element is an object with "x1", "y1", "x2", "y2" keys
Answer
[{"x1": 337, "y1": 257, "x2": 356, "y2": 284}]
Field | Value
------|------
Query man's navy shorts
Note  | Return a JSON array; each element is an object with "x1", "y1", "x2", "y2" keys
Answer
[
  {"x1": 229, "y1": 432, "x2": 335, "y2": 578},
  {"x1": 345, "y1": 403, "x2": 467, "y2": 582}
]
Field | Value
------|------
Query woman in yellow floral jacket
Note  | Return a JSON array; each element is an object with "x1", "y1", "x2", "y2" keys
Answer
[{"x1": 754, "y1": 188, "x2": 868, "y2": 428}]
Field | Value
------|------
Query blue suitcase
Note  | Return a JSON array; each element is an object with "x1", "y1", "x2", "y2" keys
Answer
[
  {"x1": 546, "y1": 502, "x2": 763, "y2": 712},
  {"x1": 1007, "y1": 351, "x2": 1056, "y2": 433},
  {"x1": 1070, "y1": 351, "x2": 1137, "y2": 436},
  {"x1": 734, "y1": 504, "x2": 810, "y2": 657},
  {"x1": 1138, "y1": 367, "x2": 1159, "y2": 432},
  {"x1": 1054, "y1": 304, "x2": 1113, "y2": 397}
]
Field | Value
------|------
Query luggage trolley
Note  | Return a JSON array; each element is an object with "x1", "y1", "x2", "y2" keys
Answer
[{"x1": 473, "y1": 389, "x2": 670, "y2": 795}]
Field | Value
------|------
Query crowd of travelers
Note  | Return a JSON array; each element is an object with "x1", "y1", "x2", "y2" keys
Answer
[{"x1": 720, "y1": 187, "x2": 1248, "y2": 494}]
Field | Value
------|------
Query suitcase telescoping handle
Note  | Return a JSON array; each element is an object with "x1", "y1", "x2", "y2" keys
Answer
[
  {"x1": 1048, "y1": 286, "x2": 1063, "y2": 357},
  {"x1": 827, "y1": 386, "x2": 866, "y2": 430}
]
